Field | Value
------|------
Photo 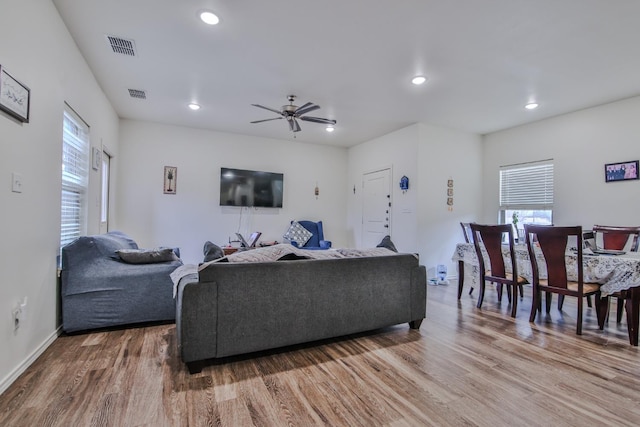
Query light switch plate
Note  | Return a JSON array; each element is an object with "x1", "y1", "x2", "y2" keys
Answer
[{"x1": 12, "y1": 173, "x2": 23, "y2": 193}]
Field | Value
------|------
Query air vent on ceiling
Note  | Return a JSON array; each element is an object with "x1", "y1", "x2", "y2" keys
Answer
[
  {"x1": 128, "y1": 89, "x2": 147, "y2": 99},
  {"x1": 106, "y1": 35, "x2": 137, "y2": 56}
]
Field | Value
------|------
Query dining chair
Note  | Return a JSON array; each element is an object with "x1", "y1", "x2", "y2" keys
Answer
[
  {"x1": 458, "y1": 222, "x2": 476, "y2": 298},
  {"x1": 592, "y1": 225, "x2": 640, "y2": 322},
  {"x1": 524, "y1": 224, "x2": 607, "y2": 335},
  {"x1": 460, "y1": 222, "x2": 474, "y2": 243},
  {"x1": 592, "y1": 225, "x2": 640, "y2": 252},
  {"x1": 470, "y1": 223, "x2": 526, "y2": 317}
]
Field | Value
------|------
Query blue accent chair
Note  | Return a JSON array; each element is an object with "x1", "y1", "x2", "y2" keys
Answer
[{"x1": 290, "y1": 220, "x2": 332, "y2": 250}]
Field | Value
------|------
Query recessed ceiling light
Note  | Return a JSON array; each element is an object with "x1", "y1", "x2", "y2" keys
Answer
[
  {"x1": 188, "y1": 103, "x2": 201, "y2": 111},
  {"x1": 525, "y1": 103, "x2": 539, "y2": 110},
  {"x1": 326, "y1": 125, "x2": 335, "y2": 132},
  {"x1": 411, "y1": 75, "x2": 427, "y2": 85},
  {"x1": 199, "y1": 11, "x2": 220, "y2": 25}
]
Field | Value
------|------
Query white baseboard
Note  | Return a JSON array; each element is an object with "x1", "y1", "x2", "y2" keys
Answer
[{"x1": 0, "y1": 327, "x2": 61, "y2": 395}]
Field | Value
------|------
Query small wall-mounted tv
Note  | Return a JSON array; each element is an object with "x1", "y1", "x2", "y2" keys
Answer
[{"x1": 219, "y1": 167, "x2": 284, "y2": 208}]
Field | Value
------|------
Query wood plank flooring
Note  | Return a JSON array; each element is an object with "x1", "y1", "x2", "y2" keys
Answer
[{"x1": 1, "y1": 283, "x2": 639, "y2": 426}]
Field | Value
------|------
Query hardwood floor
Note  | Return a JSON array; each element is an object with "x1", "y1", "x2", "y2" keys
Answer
[{"x1": 1, "y1": 283, "x2": 640, "y2": 426}]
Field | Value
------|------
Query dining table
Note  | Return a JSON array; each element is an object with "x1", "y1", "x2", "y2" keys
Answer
[{"x1": 451, "y1": 242, "x2": 640, "y2": 346}]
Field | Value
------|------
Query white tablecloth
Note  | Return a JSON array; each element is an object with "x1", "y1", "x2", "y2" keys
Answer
[{"x1": 451, "y1": 243, "x2": 640, "y2": 296}]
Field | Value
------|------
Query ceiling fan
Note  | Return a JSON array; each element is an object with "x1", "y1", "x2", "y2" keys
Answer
[{"x1": 250, "y1": 95, "x2": 336, "y2": 133}]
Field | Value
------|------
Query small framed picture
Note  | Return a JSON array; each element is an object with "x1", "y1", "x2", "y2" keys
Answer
[
  {"x1": 164, "y1": 166, "x2": 177, "y2": 194},
  {"x1": 447, "y1": 197, "x2": 453, "y2": 206},
  {"x1": 447, "y1": 179, "x2": 453, "y2": 188},
  {"x1": 447, "y1": 188, "x2": 453, "y2": 196},
  {"x1": 0, "y1": 65, "x2": 30, "y2": 123},
  {"x1": 604, "y1": 160, "x2": 638, "y2": 182}
]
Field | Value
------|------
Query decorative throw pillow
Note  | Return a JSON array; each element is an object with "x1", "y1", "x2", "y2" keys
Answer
[
  {"x1": 203, "y1": 241, "x2": 224, "y2": 262},
  {"x1": 376, "y1": 235, "x2": 398, "y2": 252},
  {"x1": 283, "y1": 221, "x2": 313, "y2": 247},
  {"x1": 116, "y1": 248, "x2": 179, "y2": 264}
]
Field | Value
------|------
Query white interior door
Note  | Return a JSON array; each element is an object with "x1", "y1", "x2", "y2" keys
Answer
[{"x1": 362, "y1": 168, "x2": 391, "y2": 248}]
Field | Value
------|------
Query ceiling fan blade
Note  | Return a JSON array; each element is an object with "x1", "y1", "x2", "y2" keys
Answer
[
  {"x1": 294, "y1": 102, "x2": 319, "y2": 116},
  {"x1": 251, "y1": 104, "x2": 284, "y2": 116},
  {"x1": 250, "y1": 117, "x2": 284, "y2": 124},
  {"x1": 299, "y1": 116, "x2": 337, "y2": 125},
  {"x1": 288, "y1": 118, "x2": 301, "y2": 132}
]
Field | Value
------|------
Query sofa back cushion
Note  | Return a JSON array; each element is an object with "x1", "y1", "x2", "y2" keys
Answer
[
  {"x1": 95, "y1": 231, "x2": 139, "y2": 255},
  {"x1": 61, "y1": 231, "x2": 138, "y2": 271}
]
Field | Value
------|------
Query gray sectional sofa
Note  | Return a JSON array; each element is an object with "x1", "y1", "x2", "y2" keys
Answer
[
  {"x1": 176, "y1": 251, "x2": 427, "y2": 373},
  {"x1": 60, "y1": 231, "x2": 183, "y2": 333}
]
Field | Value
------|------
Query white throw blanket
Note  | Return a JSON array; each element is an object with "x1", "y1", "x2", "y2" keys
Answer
[{"x1": 171, "y1": 244, "x2": 404, "y2": 297}]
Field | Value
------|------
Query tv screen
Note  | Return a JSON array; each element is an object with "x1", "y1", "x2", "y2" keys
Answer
[{"x1": 220, "y1": 167, "x2": 284, "y2": 207}]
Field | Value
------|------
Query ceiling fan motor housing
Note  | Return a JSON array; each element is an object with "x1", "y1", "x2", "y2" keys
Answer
[{"x1": 251, "y1": 94, "x2": 335, "y2": 132}]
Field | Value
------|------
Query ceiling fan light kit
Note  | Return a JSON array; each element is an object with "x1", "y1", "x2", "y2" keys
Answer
[{"x1": 251, "y1": 95, "x2": 337, "y2": 134}]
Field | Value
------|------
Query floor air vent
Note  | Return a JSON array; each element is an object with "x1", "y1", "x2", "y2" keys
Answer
[
  {"x1": 128, "y1": 89, "x2": 147, "y2": 99},
  {"x1": 106, "y1": 35, "x2": 137, "y2": 56}
]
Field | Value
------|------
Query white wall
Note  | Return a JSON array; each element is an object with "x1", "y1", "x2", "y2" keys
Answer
[
  {"x1": 482, "y1": 96, "x2": 640, "y2": 228},
  {"x1": 347, "y1": 123, "x2": 483, "y2": 278},
  {"x1": 416, "y1": 123, "x2": 483, "y2": 278},
  {"x1": 0, "y1": 0, "x2": 119, "y2": 393},
  {"x1": 117, "y1": 120, "x2": 348, "y2": 263},
  {"x1": 347, "y1": 124, "x2": 420, "y2": 251}
]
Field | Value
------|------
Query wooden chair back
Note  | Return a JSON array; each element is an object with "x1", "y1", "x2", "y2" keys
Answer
[
  {"x1": 592, "y1": 225, "x2": 640, "y2": 251},
  {"x1": 460, "y1": 222, "x2": 474, "y2": 243},
  {"x1": 524, "y1": 225, "x2": 583, "y2": 291},
  {"x1": 470, "y1": 223, "x2": 516, "y2": 282}
]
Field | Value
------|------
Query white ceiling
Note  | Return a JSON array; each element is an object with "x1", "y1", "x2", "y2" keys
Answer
[{"x1": 52, "y1": 0, "x2": 640, "y2": 148}]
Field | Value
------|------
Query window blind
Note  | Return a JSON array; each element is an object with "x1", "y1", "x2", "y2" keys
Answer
[
  {"x1": 60, "y1": 107, "x2": 89, "y2": 247},
  {"x1": 500, "y1": 160, "x2": 554, "y2": 209}
]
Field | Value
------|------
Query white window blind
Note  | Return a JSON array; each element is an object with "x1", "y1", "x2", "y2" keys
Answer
[
  {"x1": 60, "y1": 106, "x2": 90, "y2": 247},
  {"x1": 500, "y1": 160, "x2": 554, "y2": 209}
]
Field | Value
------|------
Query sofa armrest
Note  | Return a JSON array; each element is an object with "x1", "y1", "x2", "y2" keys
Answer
[
  {"x1": 319, "y1": 240, "x2": 332, "y2": 249},
  {"x1": 62, "y1": 259, "x2": 183, "y2": 296}
]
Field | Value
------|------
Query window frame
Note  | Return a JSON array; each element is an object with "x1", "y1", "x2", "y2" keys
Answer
[
  {"x1": 60, "y1": 104, "x2": 90, "y2": 248},
  {"x1": 498, "y1": 159, "x2": 554, "y2": 227}
]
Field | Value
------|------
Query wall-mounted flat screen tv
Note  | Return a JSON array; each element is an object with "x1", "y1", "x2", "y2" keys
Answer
[{"x1": 220, "y1": 167, "x2": 284, "y2": 207}]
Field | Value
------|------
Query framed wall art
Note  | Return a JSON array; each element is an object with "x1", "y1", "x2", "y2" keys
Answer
[
  {"x1": 0, "y1": 65, "x2": 30, "y2": 123},
  {"x1": 164, "y1": 166, "x2": 177, "y2": 194},
  {"x1": 605, "y1": 160, "x2": 638, "y2": 183}
]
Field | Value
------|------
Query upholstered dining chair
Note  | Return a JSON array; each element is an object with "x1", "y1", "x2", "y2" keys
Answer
[
  {"x1": 524, "y1": 225, "x2": 607, "y2": 335},
  {"x1": 593, "y1": 225, "x2": 640, "y2": 322},
  {"x1": 470, "y1": 223, "x2": 527, "y2": 317}
]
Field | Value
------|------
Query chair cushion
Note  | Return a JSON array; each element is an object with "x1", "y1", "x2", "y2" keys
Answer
[
  {"x1": 485, "y1": 271, "x2": 528, "y2": 284},
  {"x1": 538, "y1": 279, "x2": 601, "y2": 294},
  {"x1": 283, "y1": 221, "x2": 313, "y2": 247}
]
